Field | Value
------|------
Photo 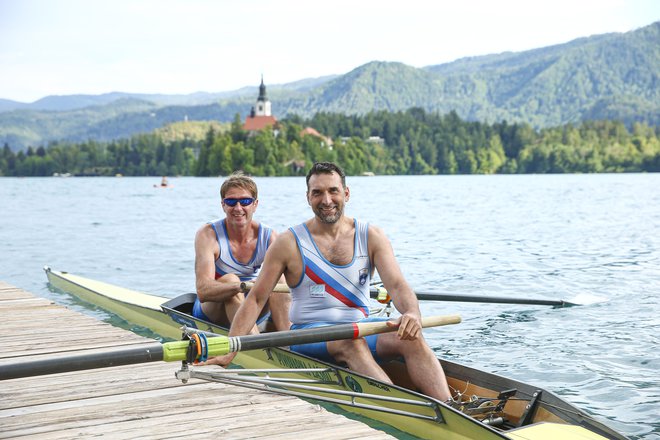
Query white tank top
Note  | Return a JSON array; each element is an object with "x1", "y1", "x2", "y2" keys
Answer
[
  {"x1": 209, "y1": 219, "x2": 272, "y2": 282},
  {"x1": 289, "y1": 219, "x2": 371, "y2": 324}
]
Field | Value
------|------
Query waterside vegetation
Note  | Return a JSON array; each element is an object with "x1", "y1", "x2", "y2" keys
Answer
[{"x1": 1, "y1": 109, "x2": 658, "y2": 177}]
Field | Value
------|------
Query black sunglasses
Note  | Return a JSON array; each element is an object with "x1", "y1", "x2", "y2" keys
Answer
[{"x1": 223, "y1": 197, "x2": 255, "y2": 207}]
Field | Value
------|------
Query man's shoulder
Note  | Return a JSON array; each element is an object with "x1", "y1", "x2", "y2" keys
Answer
[
  {"x1": 267, "y1": 229, "x2": 297, "y2": 258},
  {"x1": 365, "y1": 222, "x2": 389, "y2": 245},
  {"x1": 270, "y1": 228, "x2": 295, "y2": 245},
  {"x1": 276, "y1": 228, "x2": 296, "y2": 242},
  {"x1": 195, "y1": 221, "x2": 218, "y2": 239}
]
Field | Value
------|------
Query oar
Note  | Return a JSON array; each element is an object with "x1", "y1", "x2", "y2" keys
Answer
[
  {"x1": 0, "y1": 314, "x2": 460, "y2": 380},
  {"x1": 382, "y1": 290, "x2": 578, "y2": 307},
  {"x1": 242, "y1": 282, "x2": 578, "y2": 307}
]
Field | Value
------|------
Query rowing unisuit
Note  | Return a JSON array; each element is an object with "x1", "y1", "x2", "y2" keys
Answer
[
  {"x1": 211, "y1": 219, "x2": 273, "y2": 281},
  {"x1": 288, "y1": 219, "x2": 371, "y2": 324}
]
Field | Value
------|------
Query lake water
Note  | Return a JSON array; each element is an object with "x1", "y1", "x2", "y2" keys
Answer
[{"x1": 1, "y1": 174, "x2": 659, "y2": 439}]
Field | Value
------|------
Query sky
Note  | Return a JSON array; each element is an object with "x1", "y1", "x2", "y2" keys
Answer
[{"x1": 1, "y1": 0, "x2": 658, "y2": 103}]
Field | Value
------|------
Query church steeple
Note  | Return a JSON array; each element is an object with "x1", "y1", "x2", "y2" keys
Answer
[
  {"x1": 243, "y1": 76, "x2": 277, "y2": 133},
  {"x1": 254, "y1": 75, "x2": 271, "y2": 116},
  {"x1": 258, "y1": 75, "x2": 268, "y2": 102}
]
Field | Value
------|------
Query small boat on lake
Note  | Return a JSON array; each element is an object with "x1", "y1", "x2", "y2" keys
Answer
[
  {"x1": 42, "y1": 267, "x2": 626, "y2": 440},
  {"x1": 153, "y1": 176, "x2": 173, "y2": 188}
]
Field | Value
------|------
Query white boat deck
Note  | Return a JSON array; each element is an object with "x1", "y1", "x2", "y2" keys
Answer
[{"x1": 0, "y1": 281, "x2": 396, "y2": 439}]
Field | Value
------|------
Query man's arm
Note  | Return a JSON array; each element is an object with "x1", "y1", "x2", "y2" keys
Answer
[
  {"x1": 203, "y1": 231, "x2": 295, "y2": 366},
  {"x1": 369, "y1": 225, "x2": 423, "y2": 340},
  {"x1": 229, "y1": 230, "x2": 294, "y2": 336},
  {"x1": 194, "y1": 224, "x2": 242, "y2": 302}
]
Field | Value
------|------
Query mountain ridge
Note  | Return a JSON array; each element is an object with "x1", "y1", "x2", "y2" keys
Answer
[{"x1": 1, "y1": 22, "x2": 658, "y2": 150}]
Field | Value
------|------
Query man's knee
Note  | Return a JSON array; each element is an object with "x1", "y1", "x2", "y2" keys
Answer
[
  {"x1": 379, "y1": 333, "x2": 429, "y2": 357},
  {"x1": 224, "y1": 291, "x2": 245, "y2": 307},
  {"x1": 270, "y1": 291, "x2": 291, "y2": 308},
  {"x1": 329, "y1": 339, "x2": 371, "y2": 364},
  {"x1": 218, "y1": 273, "x2": 241, "y2": 284},
  {"x1": 216, "y1": 274, "x2": 244, "y2": 303}
]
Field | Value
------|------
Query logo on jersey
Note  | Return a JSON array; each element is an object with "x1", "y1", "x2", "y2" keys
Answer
[
  {"x1": 309, "y1": 283, "x2": 325, "y2": 298},
  {"x1": 359, "y1": 268, "x2": 368, "y2": 286}
]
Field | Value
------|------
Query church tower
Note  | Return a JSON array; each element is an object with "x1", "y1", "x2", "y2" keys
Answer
[
  {"x1": 243, "y1": 76, "x2": 278, "y2": 133},
  {"x1": 254, "y1": 75, "x2": 272, "y2": 117}
]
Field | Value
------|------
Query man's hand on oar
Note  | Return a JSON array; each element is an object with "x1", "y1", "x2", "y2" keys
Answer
[
  {"x1": 198, "y1": 353, "x2": 235, "y2": 367},
  {"x1": 388, "y1": 313, "x2": 422, "y2": 341}
]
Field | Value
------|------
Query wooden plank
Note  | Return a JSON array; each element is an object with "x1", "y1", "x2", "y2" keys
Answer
[
  {"x1": 0, "y1": 364, "x2": 184, "y2": 409},
  {"x1": 0, "y1": 363, "x2": 394, "y2": 439},
  {"x1": 0, "y1": 281, "x2": 395, "y2": 439},
  {"x1": 0, "y1": 297, "x2": 52, "y2": 306},
  {"x1": 0, "y1": 329, "x2": 152, "y2": 359},
  {"x1": 0, "y1": 284, "x2": 35, "y2": 300}
]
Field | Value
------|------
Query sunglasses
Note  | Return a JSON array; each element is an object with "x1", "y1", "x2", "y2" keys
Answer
[{"x1": 223, "y1": 197, "x2": 255, "y2": 207}]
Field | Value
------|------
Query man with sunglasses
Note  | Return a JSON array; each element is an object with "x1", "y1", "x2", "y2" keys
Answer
[
  {"x1": 192, "y1": 171, "x2": 290, "y2": 332},
  {"x1": 206, "y1": 162, "x2": 452, "y2": 402}
]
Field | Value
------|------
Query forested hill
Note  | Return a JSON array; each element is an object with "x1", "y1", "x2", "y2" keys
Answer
[
  {"x1": 421, "y1": 21, "x2": 660, "y2": 127},
  {"x1": 1, "y1": 21, "x2": 658, "y2": 151}
]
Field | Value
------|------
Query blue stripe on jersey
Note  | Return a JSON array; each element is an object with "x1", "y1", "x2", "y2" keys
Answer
[{"x1": 304, "y1": 257, "x2": 369, "y2": 315}]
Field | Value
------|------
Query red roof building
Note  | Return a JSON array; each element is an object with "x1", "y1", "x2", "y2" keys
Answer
[
  {"x1": 244, "y1": 115, "x2": 278, "y2": 131},
  {"x1": 243, "y1": 76, "x2": 278, "y2": 133},
  {"x1": 300, "y1": 126, "x2": 333, "y2": 147}
]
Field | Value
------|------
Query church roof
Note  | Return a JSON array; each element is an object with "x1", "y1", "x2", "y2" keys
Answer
[{"x1": 243, "y1": 115, "x2": 278, "y2": 131}]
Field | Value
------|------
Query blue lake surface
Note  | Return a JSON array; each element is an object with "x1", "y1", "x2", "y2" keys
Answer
[{"x1": 1, "y1": 174, "x2": 659, "y2": 439}]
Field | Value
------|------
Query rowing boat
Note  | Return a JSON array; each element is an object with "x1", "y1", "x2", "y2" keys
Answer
[{"x1": 43, "y1": 267, "x2": 626, "y2": 440}]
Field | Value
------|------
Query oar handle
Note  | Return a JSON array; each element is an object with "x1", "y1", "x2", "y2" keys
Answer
[
  {"x1": 241, "y1": 281, "x2": 290, "y2": 293},
  {"x1": 355, "y1": 315, "x2": 462, "y2": 337}
]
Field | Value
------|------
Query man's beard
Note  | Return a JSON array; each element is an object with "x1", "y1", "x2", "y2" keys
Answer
[{"x1": 314, "y1": 204, "x2": 343, "y2": 224}]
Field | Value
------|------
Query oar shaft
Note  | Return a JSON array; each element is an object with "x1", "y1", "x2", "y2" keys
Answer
[
  {"x1": 1, "y1": 313, "x2": 461, "y2": 380},
  {"x1": 219, "y1": 315, "x2": 461, "y2": 355},
  {"x1": 410, "y1": 292, "x2": 572, "y2": 306},
  {"x1": 0, "y1": 342, "x2": 165, "y2": 380},
  {"x1": 242, "y1": 282, "x2": 574, "y2": 307},
  {"x1": 165, "y1": 314, "x2": 461, "y2": 359}
]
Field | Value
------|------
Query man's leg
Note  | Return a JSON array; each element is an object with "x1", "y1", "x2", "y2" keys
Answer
[
  {"x1": 200, "y1": 273, "x2": 244, "y2": 327},
  {"x1": 267, "y1": 291, "x2": 292, "y2": 331},
  {"x1": 375, "y1": 333, "x2": 452, "y2": 401},
  {"x1": 327, "y1": 339, "x2": 393, "y2": 384}
]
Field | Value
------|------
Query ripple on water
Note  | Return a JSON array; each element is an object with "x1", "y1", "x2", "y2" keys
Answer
[{"x1": 3, "y1": 175, "x2": 660, "y2": 440}]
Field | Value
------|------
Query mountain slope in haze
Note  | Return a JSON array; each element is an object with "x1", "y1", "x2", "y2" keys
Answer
[
  {"x1": 1, "y1": 22, "x2": 657, "y2": 150},
  {"x1": 0, "y1": 75, "x2": 339, "y2": 113}
]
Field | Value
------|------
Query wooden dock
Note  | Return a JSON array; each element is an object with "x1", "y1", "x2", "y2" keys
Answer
[{"x1": 0, "y1": 281, "x2": 395, "y2": 439}]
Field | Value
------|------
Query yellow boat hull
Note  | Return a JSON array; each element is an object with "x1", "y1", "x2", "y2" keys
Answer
[{"x1": 44, "y1": 267, "x2": 625, "y2": 440}]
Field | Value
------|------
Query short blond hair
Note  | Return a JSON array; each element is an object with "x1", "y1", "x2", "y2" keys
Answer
[{"x1": 220, "y1": 171, "x2": 258, "y2": 199}]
